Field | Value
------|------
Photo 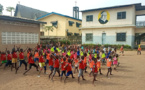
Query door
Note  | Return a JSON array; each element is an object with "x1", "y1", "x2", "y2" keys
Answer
[{"x1": 102, "y1": 33, "x2": 106, "y2": 45}]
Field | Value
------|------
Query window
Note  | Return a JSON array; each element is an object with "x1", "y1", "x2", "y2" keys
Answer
[
  {"x1": 51, "y1": 21, "x2": 58, "y2": 28},
  {"x1": 76, "y1": 22, "x2": 81, "y2": 27},
  {"x1": 86, "y1": 33, "x2": 93, "y2": 41},
  {"x1": 1, "y1": 32, "x2": 39, "y2": 44},
  {"x1": 117, "y1": 12, "x2": 126, "y2": 19},
  {"x1": 40, "y1": 32, "x2": 44, "y2": 36},
  {"x1": 68, "y1": 21, "x2": 74, "y2": 26},
  {"x1": 86, "y1": 15, "x2": 93, "y2": 21},
  {"x1": 116, "y1": 33, "x2": 126, "y2": 41}
]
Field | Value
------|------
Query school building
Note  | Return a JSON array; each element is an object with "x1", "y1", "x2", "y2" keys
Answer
[
  {"x1": 14, "y1": 4, "x2": 82, "y2": 40},
  {"x1": 37, "y1": 12, "x2": 82, "y2": 39},
  {"x1": 0, "y1": 15, "x2": 46, "y2": 51},
  {"x1": 81, "y1": 3, "x2": 145, "y2": 48}
]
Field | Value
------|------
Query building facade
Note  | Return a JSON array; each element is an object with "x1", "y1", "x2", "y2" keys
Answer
[
  {"x1": 37, "y1": 12, "x2": 82, "y2": 39},
  {"x1": 81, "y1": 3, "x2": 145, "y2": 48},
  {"x1": 0, "y1": 15, "x2": 46, "y2": 51}
]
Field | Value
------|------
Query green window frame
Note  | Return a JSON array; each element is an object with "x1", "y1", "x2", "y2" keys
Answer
[
  {"x1": 116, "y1": 33, "x2": 126, "y2": 41},
  {"x1": 86, "y1": 33, "x2": 93, "y2": 41}
]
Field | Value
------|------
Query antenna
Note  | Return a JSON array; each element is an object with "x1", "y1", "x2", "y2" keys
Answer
[
  {"x1": 75, "y1": 1, "x2": 77, "y2": 6},
  {"x1": 18, "y1": 1, "x2": 20, "y2": 4}
]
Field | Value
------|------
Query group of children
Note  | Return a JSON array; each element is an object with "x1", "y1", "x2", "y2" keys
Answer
[{"x1": 0, "y1": 44, "x2": 121, "y2": 84}]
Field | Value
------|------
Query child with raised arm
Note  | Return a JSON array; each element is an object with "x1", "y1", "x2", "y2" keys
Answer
[
  {"x1": 106, "y1": 56, "x2": 113, "y2": 77},
  {"x1": 38, "y1": 51, "x2": 46, "y2": 77},
  {"x1": 23, "y1": 53, "x2": 39, "y2": 75},
  {"x1": 60, "y1": 57, "x2": 67, "y2": 81},
  {"x1": 64, "y1": 59, "x2": 75, "y2": 83},
  {"x1": 16, "y1": 48, "x2": 28, "y2": 74}
]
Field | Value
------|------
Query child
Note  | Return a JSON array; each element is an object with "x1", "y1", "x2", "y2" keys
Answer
[
  {"x1": 106, "y1": 56, "x2": 113, "y2": 77},
  {"x1": 93, "y1": 58, "x2": 98, "y2": 84},
  {"x1": 16, "y1": 48, "x2": 28, "y2": 74},
  {"x1": 101, "y1": 51, "x2": 106, "y2": 65},
  {"x1": 137, "y1": 44, "x2": 141, "y2": 55},
  {"x1": 34, "y1": 50, "x2": 39, "y2": 62},
  {"x1": 4, "y1": 50, "x2": 12, "y2": 69},
  {"x1": 97, "y1": 56, "x2": 103, "y2": 75},
  {"x1": 78, "y1": 56, "x2": 86, "y2": 83},
  {"x1": 120, "y1": 45, "x2": 124, "y2": 56},
  {"x1": 64, "y1": 59, "x2": 75, "y2": 83},
  {"x1": 60, "y1": 57, "x2": 67, "y2": 81},
  {"x1": 84, "y1": 53, "x2": 87, "y2": 73},
  {"x1": 48, "y1": 55, "x2": 54, "y2": 78},
  {"x1": 46, "y1": 51, "x2": 50, "y2": 66},
  {"x1": 51, "y1": 55, "x2": 60, "y2": 81},
  {"x1": 113, "y1": 55, "x2": 118, "y2": 70},
  {"x1": 38, "y1": 51, "x2": 46, "y2": 77},
  {"x1": 89, "y1": 57, "x2": 95, "y2": 76},
  {"x1": 23, "y1": 53, "x2": 39, "y2": 75},
  {"x1": 74, "y1": 56, "x2": 79, "y2": 74},
  {"x1": 0, "y1": 51, "x2": 7, "y2": 66}
]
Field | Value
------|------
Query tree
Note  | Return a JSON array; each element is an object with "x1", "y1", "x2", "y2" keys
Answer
[
  {"x1": 0, "y1": 4, "x2": 3, "y2": 15},
  {"x1": 6, "y1": 7, "x2": 15, "y2": 16},
  {"x1": 43, "y1": 25, "x2": 55, "y2": 36}
]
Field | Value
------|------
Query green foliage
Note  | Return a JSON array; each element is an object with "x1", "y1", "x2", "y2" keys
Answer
[
  {"x1": 82, "y1": 44, "x2": 131, "y2": 49},
  {"x1": 59, "y1": 40, "x2": 70, "y2": 45},
  {"x1": 0, "y1": 4, "x2": 3, "y2": 15},
  {"x1": 44, "y1": 26, "x2": 54, "y2": 32},
  {"x1": 6, "y1": 7, "x2": 15, "y2": 16}
]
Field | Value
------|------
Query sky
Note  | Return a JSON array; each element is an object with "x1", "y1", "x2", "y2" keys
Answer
[{"x1": 0, "y1": 0, "x2": 145, "y2": 21}]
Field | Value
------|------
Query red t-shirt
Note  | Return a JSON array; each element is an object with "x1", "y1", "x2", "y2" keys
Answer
[
  {"x1": 61, "y1": 61, "x2": 66, "y2": 71},
  {"x1": 66, "y1": 63, "x2": 72, "y2": 72},
  {"x1": 79, "y1": 60, "x2": 85, "y2": 69},
  {"x1": 1, "y1": 54, "x2": 6, "y2": 61},
  {"x1": 12, "y1": 52, "x2": 17, "y2": 58},
  {"x1": 19, "y1": 52, "x2": 24, "y2": 60},
  {"x1": 49, "y1": 58, "x2": 53, "y2": 66},
  {"x1": 94, "y1": 63, "x2": 98, "y2": 73},
  {"x1": 70, "y1": 54, "x2": 74, "y2": 59},
  {"x1": 54, "y1": 59, "x2": 59, "y2": 68},
  {"x1": 28, "y1": 57, "x2": 34, "y2": 64},
  {"x1": 7, "y1": 54, "x2": 12, "y2": 60},
  {"x1": 39, "y1": 56, "x2": 45, "y2": 63}
]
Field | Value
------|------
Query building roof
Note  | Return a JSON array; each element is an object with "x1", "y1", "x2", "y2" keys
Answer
[
  {"x1": 36, "y1": 12, "x2": 82, "y2": 21},
  {"x1": 14, "y1": 4, "x2": 48, "y2": 20},
  {"x1": 81, "y1": 3, "x2": 145, "y2": 12},
  {"x1": 0, "y1": 15, "x2": 47, "y2": 24}
]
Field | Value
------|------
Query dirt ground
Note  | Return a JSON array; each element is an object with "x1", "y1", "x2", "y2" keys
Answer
[{"x1": 0, "y1": 51, "x2": 145, "y2": 90}]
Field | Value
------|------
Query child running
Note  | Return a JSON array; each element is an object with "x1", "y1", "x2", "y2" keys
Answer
[
  {"x1": 23, "y1": 53, "x2": 39, "y2": 75},
  {"x1": 64, "y1": 59, "x2": 75, "y2": 83},
  {"x1": 106, "y1": 56, "x2": 113, "y2": 77}
]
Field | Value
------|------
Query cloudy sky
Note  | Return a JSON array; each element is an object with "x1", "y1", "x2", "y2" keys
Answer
[{"x1": 0, "y1": 0, "x2": 145, "y2": 20}]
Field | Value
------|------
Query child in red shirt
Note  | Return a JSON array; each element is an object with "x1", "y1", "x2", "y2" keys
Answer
[
  {"x1": 23, "y1": 53, "x2": 39, "y2": 75},
  {"x1": 4, "y1": 50, "x2": 12, "y2": 69},
  {"x1": 107, "y1": 56, "x2": 113, "y2": 77},
  {"x1": 74, "y1": 56, "x2": 79, "y2": 74},
  {"x1": 48, "y1": 55, "x2": 54, "y2": 79},
  {"x1": 0, "y1": 52, "x2": 7, "y2": 66},
  {"x1": 38, "y1": 51, "x2": 46, "y2": 77},
  {"x1": 16, "y1": 48, "x2": 28, "y2": 74},
  {"x1": 93, "y1": 58, "x2": 98, "y2": 84},
  {"x1": 78, "y1": 56, "x2": 86, "y2": 83},
  {"x1": 51, "y1": 55, "x2": 60, "y2": 81},
  {"x1": 60, "y1": 57, "x2": 67, "y2": 81},
  {"x1": 64, "y1": 59, "x2": 75, "y2": 83}
]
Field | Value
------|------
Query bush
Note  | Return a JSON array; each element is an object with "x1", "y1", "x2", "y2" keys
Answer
[
  {"x1": 82, "y1": 44, "x2": 131, "y2": 49},
  {"x1": 59, "y1": 40, "x2": 70, "y2": 45}
]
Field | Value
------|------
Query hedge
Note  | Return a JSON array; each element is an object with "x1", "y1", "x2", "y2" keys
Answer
[{"x1": 82, "y1": 44, "x2": 131, "y2": 49}]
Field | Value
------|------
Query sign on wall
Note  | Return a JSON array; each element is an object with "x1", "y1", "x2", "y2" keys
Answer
[{"x1": 98, "y1": 11, "x2": 110, "y2": 24}]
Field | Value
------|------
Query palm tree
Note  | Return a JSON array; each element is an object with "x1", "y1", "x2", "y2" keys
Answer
[
  {"x1": 0, "y1": 4, "x2": 3, "y2": 15},
  {"x1": 6, "y1": 7, "x2": 15, "y2": 16},
  {"x1": 44, "y1": 25, "x2": 54, "y2": 36}
]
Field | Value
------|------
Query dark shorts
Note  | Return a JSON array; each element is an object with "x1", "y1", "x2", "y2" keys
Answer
[
  {"x1": 5, "y1": 60, "x2": 12, "y2": 66},
  {"x1": 29, "y1": 63, "x2": 38, "y2": 69},
  {"x1": 49, "y1": 66, "x2": 54, "y2": 71},
  {"x1": 61, "y1": 71, "x2": 66, "y2": 77},
  {"x1": 53, "y1": 68, "x2": 60, "y2": 75},
  {"x1": 19, "y1": 60, "x2": 27, "y2": 67},
  {"x1": 66, "y1": 71, "x2": 73, "y2": 76}
]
